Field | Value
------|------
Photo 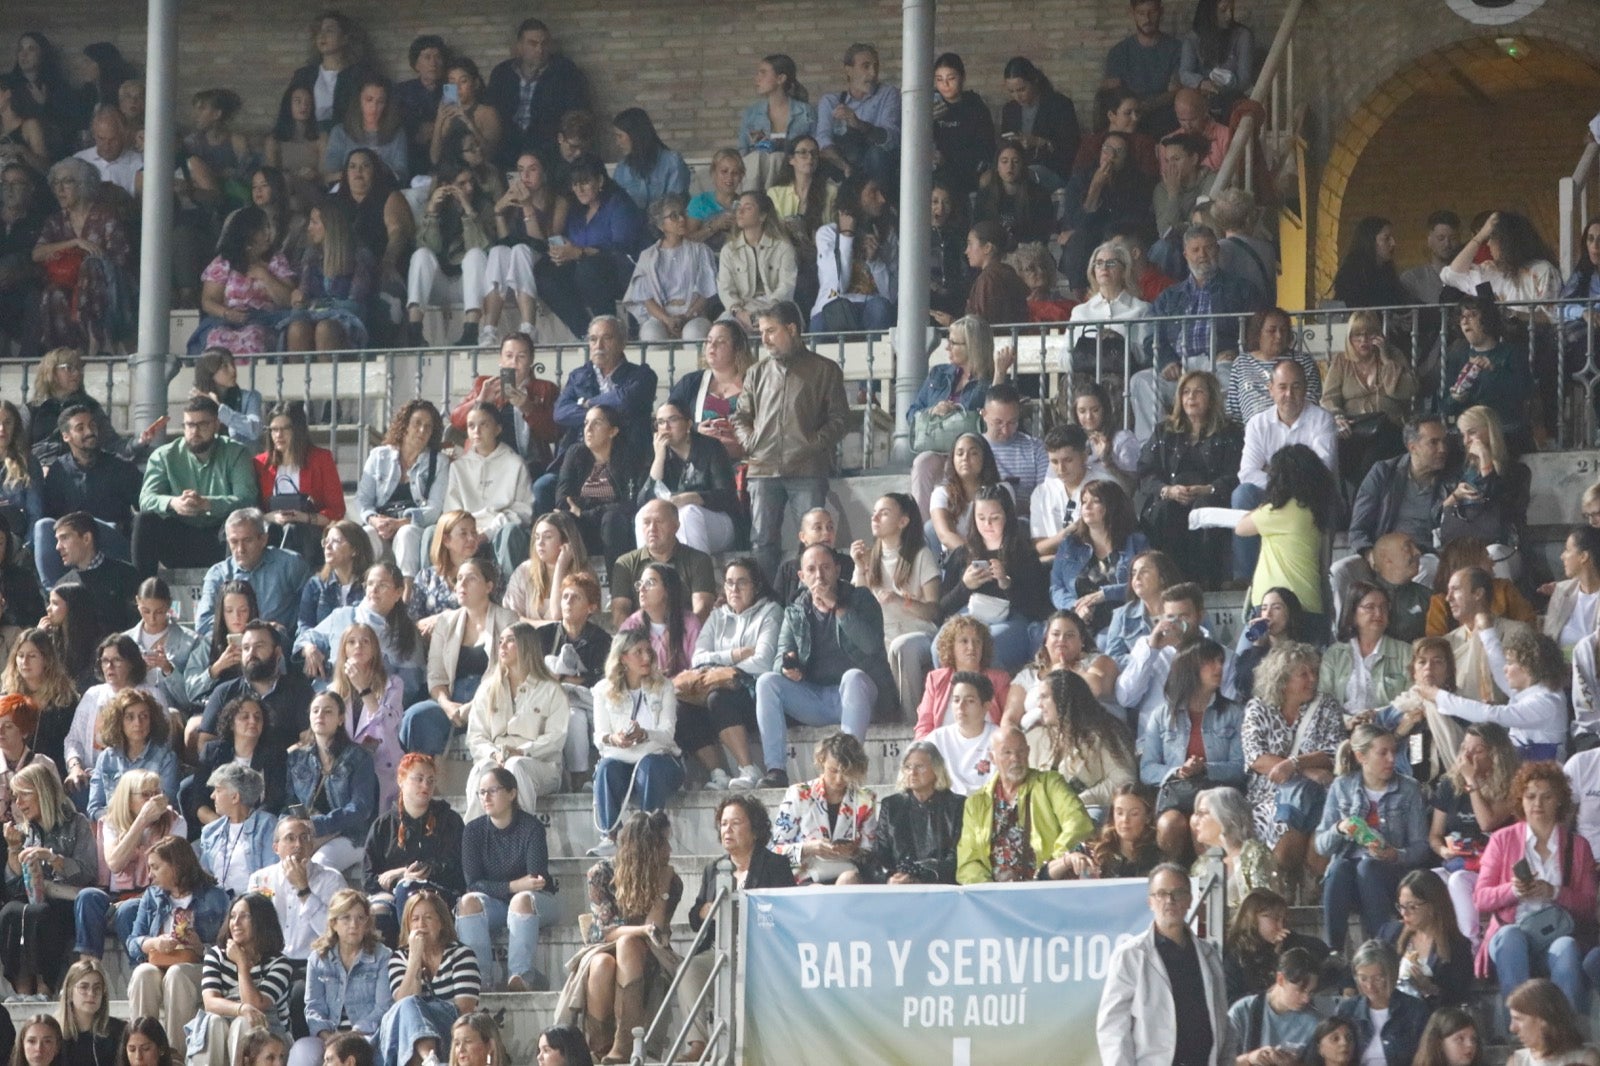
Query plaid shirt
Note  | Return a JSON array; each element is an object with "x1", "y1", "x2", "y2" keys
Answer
[
  {"x1": 986, "y1": 432, "x2": 1049, "y2": 517},
  {"x1": 515, "y1": 69, "x2": 542, "y2": 131}
]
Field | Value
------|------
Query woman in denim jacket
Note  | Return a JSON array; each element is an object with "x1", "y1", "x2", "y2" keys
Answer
[
  {"x1": 356, "y1": 401, "x2": 452, "y2": 583},
  {"x1": 1139, "y1": 639, "x2": 1244, "y2": 858},
  {"x1": 287, "y1": 888, "x2": 392, "y2": 1066},
  {"x1": 196, "y1": 764, "x2": 278, "y2": 898},
  {"x1": 1314, "y1": 724, "x2": 1430, "y2": 953},
  {"x1": 125, "y1": 837, "x2": 231, "y2": 1049},
  {"x1": 286, "y1": 691, "x2": 379, "y2": 875}
]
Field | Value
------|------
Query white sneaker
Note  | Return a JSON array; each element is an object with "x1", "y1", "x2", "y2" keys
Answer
[
  {"x1": 478, "y1": 324, "x2": 499, "y2": 349},
  {"x1": 587, "y1": 835, "x2": 617, "y2": 857},
  {"x1": 730, "y1": 765, "x2": 763, "y2": 789},
  {"x1": 705, "y1": 768, "x2": 731, "y2": 791},
  {"x1": 517, "y1": 320, "x2": 536, "y2": 338}
]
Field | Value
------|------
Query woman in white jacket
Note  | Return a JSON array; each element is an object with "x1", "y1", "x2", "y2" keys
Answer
[
  {"x1": 808, "y1": 174, "x2": 898, "y2": 333},
  {"x1": 465, "y1": 619, "x2": 569, "y2": 820},
  {"x1": 444, "y1": 402, "x2": 534, "y2": 579},
  {"x1": 589, "y1": 629, "x2": 684, "y2": 855},
  {"x1": 678, "y1": 556, "x2": 782, "y2": 790}
]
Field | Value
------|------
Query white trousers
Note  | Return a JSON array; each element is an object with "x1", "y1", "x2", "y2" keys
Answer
[
  {"x1": 465, "y1": 755, "x2": 561, "y2": 820},
  {"x1": 366, "y1": 522, "x2": 429, "y2": 578},
  {"x1": 407, "y1": 247, "x2": 488, "y2": 313},
  {"x1": 484, "y1": 244, "x2": 539, "y2": 297},
  {"x1": 637, "y1": 316, "x2": 712, "y2": 342}
]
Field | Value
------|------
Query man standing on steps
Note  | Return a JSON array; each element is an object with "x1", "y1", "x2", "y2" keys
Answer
[
  {"x1": 731, "y1": 301, "x2": 850, "y2": 583},
  {"x1": 753, "y1": 544, "x2": 896, "y2": 789},
  {"x1": 1097, "y1": 863, "x2": 1233, "y2": 1066},
  {"x1": 132, "y1": 396, "x2": 258, "y2": 578}
]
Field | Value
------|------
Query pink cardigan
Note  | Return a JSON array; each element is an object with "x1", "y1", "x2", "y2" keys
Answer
[
  {"x1": 1472, "y1": 821, "x2": 1597, "y2": 977},
  {"x1": 912, "y1": 666, "x2": 1010, "y2": 739}
]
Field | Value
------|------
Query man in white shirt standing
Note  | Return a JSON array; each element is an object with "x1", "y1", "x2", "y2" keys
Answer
[
  {"x1": 246, "y1": 815, "x2": 347, "y2": 1039},
  {"x1": 926, "y1": 671, "x2": 998, "y2": 796},
  {"x1": 74, "y1": 107, "x2": 144, "y2": 198},
  {"x1": 1231, "y1": 359, "x2": 1336, "y2": 581}
]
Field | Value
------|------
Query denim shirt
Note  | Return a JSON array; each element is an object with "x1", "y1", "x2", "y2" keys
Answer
[
  {"x1": 89, "y1": 743, "x2": 180, "y2": 822},
  {"x1": 295, "y1": 605, "x2": 428, "y2": 704},
  {"x1": 126, "y1": 882, "x2": 232, "y2": 964},
  {"x1": 198, "y1": 807, "x2": 280, "y2": 892},
  {"x1": 737, "y1": 97, "x2": 818, "y2": 152},
  {"x1": 0, "y1": 456, "x2": 43, "y2": 532},
  {"x1": 286, "y1": 742, "x2": 378, "y2": 844},
  {"x1": 1138, "y1": 697, "x2": 1246, "y2": 787},
  {"x1": 1313, "y1": 772, "x2": 1431, "y2": 864},
  {"x1": 355, "y1": 445, "x2": 451, "y2": 528},
  {"x1": 1099, "y1": 599, "x2": 1155, "y2": 669},
  {"x1": 196, "y1": 547, "x2": 313, "y2": 641},
  {"x1": 905, "y1": 362, "x2": 991, "y2": 425},
  {"x1": 304, "y1": 943, "x2": 394, "y2": 1037},
  {"x1": 299, "y1": 574, "x2": 363, "y2": 632},
  {"x1": 1049, "y1": 531, "x2": 1149, "y2": 611}
]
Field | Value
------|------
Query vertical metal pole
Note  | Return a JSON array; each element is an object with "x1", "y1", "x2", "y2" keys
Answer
[
  {"x1": 891, "y1": 0, "x2": 934, "y2": 465},
  {"x1": 132, "y1": 0, "x2": 177, "y2": 433},
  {"x1": 712, "y1": 859, "x2": 735, "y2": 1066}
]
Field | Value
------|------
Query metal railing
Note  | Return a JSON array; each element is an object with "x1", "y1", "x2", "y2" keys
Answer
[
  {"x1": 1211, "y1": 0, "x2": 1306, "y2": 198},
  {"x1": 19, "y1": 294, "x2": 1600, "y2": 480},
  {"x1": 639, "y1": 858, "x2": 736, "y2": 1066},
  {"x1": 1189, "y1": 847, "x2": 1229, "y2": 947},
  {"x1": 1559, "y1": 140, "x2": 1600, "y2": 279}
]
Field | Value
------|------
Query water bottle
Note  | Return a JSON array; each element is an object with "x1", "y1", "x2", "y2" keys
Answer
[
  {"x1": 1343, "y1": 817, "x2": 1385, "y2": 850},
  {"x1": 1243, "y1": 617, "x2": 1271, "y2": 644},
  {"x1": 1449, "y1": 358, "x2": 1483, "y2": 401},
  {"x1": 22, "y1": 858, "x2": 42, "y2": 906}
]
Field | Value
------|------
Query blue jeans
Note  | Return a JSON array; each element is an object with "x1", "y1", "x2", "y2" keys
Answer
[
  {"x1": 72, "y1": 889, "x2": 140, "y2": 957},
  {"x1": 1321, "y1": 853, "x2": 1405, "y2": 952},
  {"x1": 755, "y1": 669, "x2": 876, "y2": 771},
  {"x1": 1490, "y1": 923, "x2": 1584, "y2": 1010},
  {"x1": 379, "y1": 996, "x2": 458, "y2": 1066},
  {"x1": 33, "y1": 517, "x2": 129, "y2": 588},
  {"x1": 456, "y1": 892, "x2": 543, "y2": 988},
  {"x1": 401, "y1": 674, "x2": 480, "y2": 756},
  {"x1": 1232, "y1": 482, "x2": 1267, "y2": 580},
  {"x1": 809, "y1": 296, "x2": 896, "y2": 334},
  {"x1": 372, "y1": 878, "x2": 459, "y2": 946},
  {"x1": 532, "y1": 472, "x2": 558, "y2": 518},
  {"x1": 594, "y1": 753, "x2": 685, "y2": 836},
  {"x1": 1274, "y1": 777, "x2": 1328, "y2": 836}
]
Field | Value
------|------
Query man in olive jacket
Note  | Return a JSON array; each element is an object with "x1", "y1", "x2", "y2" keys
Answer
[
  {"x1": 754, "y1": 544, "x2": 897, "y2": 789},
  {"x1": 730, "y1": 300, "x2": 850, "y2": 581},
  {"x1": 956, "y1": 726, "x2": 1093, "y2": 883}
]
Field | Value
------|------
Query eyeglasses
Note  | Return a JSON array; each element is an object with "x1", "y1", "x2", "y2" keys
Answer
[
  {"x1": 1396, "y1": 901, "x2": 1426, "y2": 914},
  {"x1": 477, "y1": 786, "x2": 505, "y2": 798},
  {"x1": 1149, "y1": 888, "x2": 1191, "y2": 902},
  {"x1": 662, "y1": 210, "x2": 686, "y2": 221},
  {"x1": 654, "y1": 416, "x2": 684, "y2": 426},
  {"x1": 636, "y1": 579, "x2": 661, "y2": 591},
  {"x1": 1092, "y1": 259, "x2": 1123, "y2": 270},
  {"x1": 49, "y1": 178, "x2": 79, "y2": 189},
  {"x1": 724, "y1": 577, "x2": 752, "y2": 589}
]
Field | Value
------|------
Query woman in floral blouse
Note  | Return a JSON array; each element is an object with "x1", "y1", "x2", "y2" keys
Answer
[
  {"x1": 770, "y1": 732, "x2": 879, "y2": 885},
  {"x1": 191, "y1": 205, "x2": 296, "y2": 356},
  {"x1": 1241, "y1": 641, "x2": 1345, "y2": 891}
]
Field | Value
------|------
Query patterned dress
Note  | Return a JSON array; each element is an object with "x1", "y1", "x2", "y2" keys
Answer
[
  {"x1": 194, "y1": 253, "x2": 295, "y2": 354},
  {"x1": 1241, "y1": 694, "x2": 1346, "y2": 845},
  {"x1": 36, "y1": 205, "x2": 132, "y2": 352},
  {"x1": 583, "y1": 860, "x2": 684, "y2": 946}
]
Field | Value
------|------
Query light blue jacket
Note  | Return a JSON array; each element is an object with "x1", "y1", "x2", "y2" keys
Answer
[
  {"x1": 304, "y1": 943, "x2": 393, "y2": 1037},
  {"x1": 1314, "y1": 772, "x2": 1430, "y2": 864},
  {"x1": 198, "y1": 807, "x2": 280, "y2": 890},
  {"x1": 217, "y1": 389, "x2": 264, "y2": 447},
  {"x1": 1099, "y1": 599, "x2": 1156, "y2": 669},
  {"x1": 355, "y1": 444, "x2": 451, "y2": 528},
  {"x1": 737, "y1": 98, "x2": 817, "y2": 152},
  {"x1": 1139, "y1": 696, "x2": 1246, "y2": 786},
  {"x1": 613, "y1": 150, "x2": 691, "y2": 212},
  {"x1": 89, "y1": 743, "x2": 180, "y2": 821},
  {"x1": 126, "y1": 882, "x2": 232, "y2": 964},
  {"x1": 294, "y1": 603, "x2": 428, "y2": 701}
]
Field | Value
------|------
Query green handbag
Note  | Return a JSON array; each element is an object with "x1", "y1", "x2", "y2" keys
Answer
[{"x1": 910, "y1": 407, "x2": 983, "y2": 454}]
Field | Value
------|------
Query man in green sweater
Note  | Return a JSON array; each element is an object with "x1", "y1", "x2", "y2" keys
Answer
[{"x1": 132, "y1": 396, "x2": 259, "y2": 578}]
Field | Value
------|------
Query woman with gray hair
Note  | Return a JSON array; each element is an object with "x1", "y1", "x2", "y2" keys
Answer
[
  {"x1": 34, "y1": 155, "x2": 133, "y2": 355},
  {"x1": 623, "y1": 192, "x2": 717, "y2": 342},
  {"x1": 1062, "y1": 238, "x2": 1150, "y2": 376},
  {"x1": 906, "y1": 313, "x2": 1011, "y2": 520},
  {"x1": 1332, "y1": 939, "x2": 1430, "y2": 1065},
  {"x1": 196, "y1": 764, "x2": 278, "y2": 897},
  {"x1": 1190, "y1": 785, "x2": 1283, "y2": 906},
  {"x1": 872, "y1": 741, "x2": 964, "y2": 884},
  {"x1": 1240, "y1": 641, "x2": 1345, "y2": 892}
]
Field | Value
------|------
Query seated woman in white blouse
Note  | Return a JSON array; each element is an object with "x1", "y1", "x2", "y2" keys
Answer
[
  {"x1": 1059, "y1": 240, "x2": 1149, "y2": 374},
  {"x1": 849, "y1": 493, "x2": 942, "y2": 715},
  {"x1": 623, "y1": 193, "x2": 717, "y2": 342},
  {"x1": 1414, "y1": 623, "x2": 1567, "y2": 763},
  {"x1": 464, "y1": 620, "x2": 570, "y2": 821}
]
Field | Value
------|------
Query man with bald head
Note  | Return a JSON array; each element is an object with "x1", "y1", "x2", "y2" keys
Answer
[
  {"x1": 1172, "y1": 87, "x2": 1230, "y2": 171},
  {"x1": 1370, "y1": 533, "x2": 1431, "y2": 642},
  {"x1": 955, "y1": 725, "x2": 1093, "y2": 883},
  {"x1": 753, "y1": 544, "x2": 896, "y2": 789},
  {"x1": 75, "y1": 106, "x2": 143, "y2": 197},
  {"x1": 608, "y1": 498, "x2": 716, "y2": 627}
]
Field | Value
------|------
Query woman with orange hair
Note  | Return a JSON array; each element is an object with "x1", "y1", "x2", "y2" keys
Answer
[
  {"x1": 363, "y1": 754, "x2": 465, "y2": 945},
  {"x1": 0, "y1": 693, "x2": 49, "y2": 825}
]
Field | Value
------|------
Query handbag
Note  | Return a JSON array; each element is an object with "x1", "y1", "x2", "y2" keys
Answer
[
  {"x1": 672, "y1": 666, "x2": 741, "y2": 706},
  {"x1": 44, "y1": 246, "x2": 86, "y2": 291},
  {"x1": 1514, "y1": 831, "x2": 1575, "y2": 954},
  {"x1": 911, "y1": 407, "x2": 982, "y2": 454},
  {"x1": 1155, "y1": 770, "x2": 1206, "y2": 815}
]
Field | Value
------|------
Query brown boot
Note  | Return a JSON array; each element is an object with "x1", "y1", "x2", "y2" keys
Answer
[
  {"x1": 604, "y1": 979, "x2": 646, "y2": 1064},
  {"x1": 584, "y1": 1012, "x2": 612, "y2": 1061}
]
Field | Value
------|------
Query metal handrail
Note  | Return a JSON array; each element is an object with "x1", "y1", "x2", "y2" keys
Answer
[
  {"x1": 639, "y1": 858, "x2": 736, "y2": 1065},
  {"x1": 1188, "y1": 847, "x2": 1229, "y2": 946},
  {"x1": 1211, "y1": 0, "x2": 1307, "y2": 194},
  {"x1": 1559, "y1": 140, "x2": 1600, "y2": 277}
]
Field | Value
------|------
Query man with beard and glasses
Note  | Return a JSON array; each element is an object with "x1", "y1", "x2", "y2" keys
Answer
[
  {"x1": 1128, "y1": 224, "x2": 1264, "y2": 439},
  {"x1": 133, "y1": 396, "x2": 258, "y2": 578},
  {"x1": 955, "y1": 725, "x2": 1093, "y2": 883},
  {"x1": 189, "y1": 618, "x2": 312, "y2": 757}
]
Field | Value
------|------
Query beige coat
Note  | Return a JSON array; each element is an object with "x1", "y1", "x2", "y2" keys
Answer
[
  {"x1": 716, "y1": 231, "x2": 797, "y2": 316},
  {"x1": 730, "y1": 348, "x2": 850, "y2": 478}
]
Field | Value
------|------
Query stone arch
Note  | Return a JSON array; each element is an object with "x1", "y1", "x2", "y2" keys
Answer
[{"x1": 1313, "y1": 34, "x2": 1600, "y2": 298}]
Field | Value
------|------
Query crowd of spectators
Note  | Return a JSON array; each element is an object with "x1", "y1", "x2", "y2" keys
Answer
[{"x1": 7, "y1": 1, "x2": 1600, "y2": 1064}]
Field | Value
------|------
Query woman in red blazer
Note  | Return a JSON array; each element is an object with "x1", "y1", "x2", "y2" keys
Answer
[
  {"x1": 255, "y1": 401, "x2": 347, "y2": 569},
  {"x1": 1472, "y1": 761, "x2": 1595, "y2": 1011}
]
